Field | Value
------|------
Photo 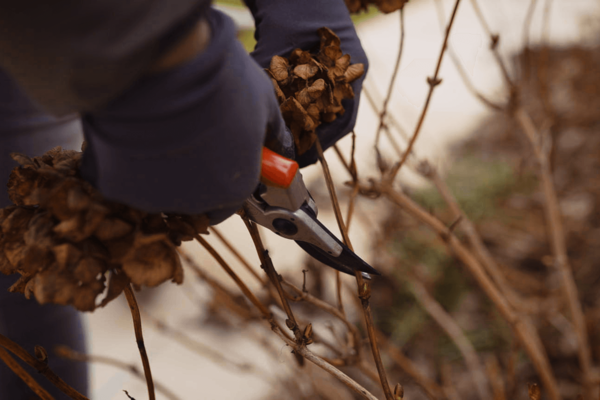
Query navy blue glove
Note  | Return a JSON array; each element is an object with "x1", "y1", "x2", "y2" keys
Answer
[
  {"x1": 245, "y1": 0, "x2": 369, "y2": 167},
  {"x1": 80, "y1": 8, "x2": 290, "y2": 224}
]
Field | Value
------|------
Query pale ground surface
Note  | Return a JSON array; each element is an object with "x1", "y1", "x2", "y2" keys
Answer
[{"x1": 84, "y1": 1, "x2": 600, "y2": 399}]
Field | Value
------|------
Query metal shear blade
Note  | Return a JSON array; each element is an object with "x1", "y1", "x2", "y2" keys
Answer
[{"x1": 243, "y1": 194, "x2": 381, "y2": 278}]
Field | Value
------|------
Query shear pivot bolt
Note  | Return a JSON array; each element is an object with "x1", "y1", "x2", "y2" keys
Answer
[{"x1": 272, "y1": 218, "x2": 298, "y2": 236}]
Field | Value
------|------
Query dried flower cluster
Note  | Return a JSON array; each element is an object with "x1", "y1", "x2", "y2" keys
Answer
[
  {"x1": 267, "y1": 27, "x2": 365, "y2": 154},
  {"x1": 0, "y1": 147, "x2": 208, "y2": 311},
  {"x1": 345, "y1": 0, "x2": 408, "y2": 14}
]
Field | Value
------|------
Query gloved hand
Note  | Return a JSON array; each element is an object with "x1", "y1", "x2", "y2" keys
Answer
[
  {"x1": 245, "y1": 0, "x2": 369, "y2": 167},
  {"x1": 80, "y1": 8, "x2": 290, "y2": 224}
]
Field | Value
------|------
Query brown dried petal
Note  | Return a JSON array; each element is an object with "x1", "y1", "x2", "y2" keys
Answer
[
  {"x1": 0, "y1": 251, "x2": 13, "y2": 275},
  {"x1": 1, "y1": 207, "x2": 35, "y2": 236},
  {"x1": 67, "y1": 187, "x2": 91, "y2": 212},
  {"x1": 280, "y1": 97, "x2": 312, "y2": 131},
  {"x1": 345, "y1": 0, "x2": 367, "y2": 13},
  {"x1": 306, "y1": 104, "x2": 321, "y2": 125},
  {"x1": 10, "y1": 153, "x2": 35, "y2": 167},
  {"x1": 73, "y1": 280, "x2": 105, "y2": 311},
  {"x1": 374, "y1": 0, "x2": 408, "y2": 13},
  {"x1": 188, "y1": 215, "x2": 209, "y2": 234},
  {"x1": 104, "y1": 232, "x2": 136, "y2": 262},
  {"x1": 319, "y1": 45, "x2": 343, "y2": 67},
  {"x1": 100, "y1": 271, "x2": 131, "y2": 307},
  {"x1": 166, "y1": 216, "x2": 196, "y2": 241},
  {"x1": 53, "y1": 216, "x2": 82, "y2": 240},
  {"x1": 52, "y1": 243, "x2": 82, "y2": 269},
  {"x1": 323, "y1": 112, "x2": 338, "y2": 123},
  {"x1": 31, "y1": 267, "x2": 78, "y2": 306},
  {"x1": 293, "y1": 63, "x2": 319, "y2": 80},
  {"x1": 269, "y1": 55, "x2": 289, "y2": 82},
  {"x1": 142, "y1": 214, "x2": 168, "y2": 234},
  {"x1": 328, "y1": 54, "x2": 351, "y2": 81},
  {"x1": 73, "y1": 257, "x2": 106, "y2": 284},
  {"x1": 317, "y1": 27, "x2": 341, "y2": 50},
  {"x1": 19, "y1": 246, "x2": 53, "y2": 274},
  {"x1": 122, "y1": 240, "x2": 180, "y2": 287},
  {"x1": 94, "y1": 218, "x2": 133, "y2": 241},
  {"x1": 295, "y1": 89, "x2": 312, "y2": 108},
  {"x1": 343, "y1": 63, "x2": 365, "y2": 83},
  {"x1": 8, "y1": 273, "x2": 33, "y2": 293},
  {"x1": 24, "y1": 211, "x2": 55, "y2": 248},
  {"x1": 7, "y1": 167, "x2": 40, "y2": 206},
  {"x1": 271, "y1": 78, "x2": 286, "y2": 104},
  {"x1": 289, "y1": 48, "x2": 313, "y2": 65},
  {"x1": 3, "y1": 241, "x2": 27, "y2": 269},
  {"x1": 78, "y1": 203, "x2": 110, "y2": 240}
]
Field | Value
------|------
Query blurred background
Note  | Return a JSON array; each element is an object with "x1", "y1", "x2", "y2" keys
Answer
[{"x1": 81, "y1": 1, "x2": 600, "y2": 399}]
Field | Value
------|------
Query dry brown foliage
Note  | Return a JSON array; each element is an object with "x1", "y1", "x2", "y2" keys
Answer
[
  {"x1": 267, "y1": 28, "x2": 364, "y2": 154},
  {"x1": 345, "y1": 0, "x2": 409, "y2": 14},
  {"x1": 0, "y1": 147, "x2": 209, "y2": 311}
]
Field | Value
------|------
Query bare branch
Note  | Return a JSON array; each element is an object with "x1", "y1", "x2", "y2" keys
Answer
[
  {"x1": 123, "y1": 285, "x2": 155, "y2": 400},
  {"x1": 55, "y1": 346, "x2": 181, "y2": 400},
  {"x1": 0, "y1": 333, "x2": 88, "y2": 399},
  {"x1": 375, "y1": 9, "x2": 405, "y2": 149},
  {"x1": 390, "y1": 0, "x2": 462, "y2": 180},
  {"x1": 0, "y1": 346, "x2": 54, "y2": 400},
  {"x1": 515, "y1": 108, "x2": 594, "y2": 398},
  {"x1": 409, "y1": 269, "x2": 491, "y2": 400},
  {"x1": 315, "y1": 138, "x2": 394, "y2": 400}
]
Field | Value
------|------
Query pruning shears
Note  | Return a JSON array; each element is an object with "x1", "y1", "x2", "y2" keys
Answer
[{"x1": 243, "y1": 147, "x2": 381, "y2": 279}]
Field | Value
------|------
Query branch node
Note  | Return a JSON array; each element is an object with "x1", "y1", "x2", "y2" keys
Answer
[
  {"x1": 490, "y1": 34, "x2": 500, "y2": 49},
  {"x1": 426, "y1": 76, "x2": 442, "y2": 87},
  {"x1": 34, "y1": 346, "x2": 48, "y2": 366}
]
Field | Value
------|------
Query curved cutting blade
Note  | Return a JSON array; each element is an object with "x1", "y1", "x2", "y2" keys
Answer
[{"x1": 294, "y1": 207, "x2": 381, "y2": 277}]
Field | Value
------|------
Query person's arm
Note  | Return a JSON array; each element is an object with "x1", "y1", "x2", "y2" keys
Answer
[{"x1": 0, "y1": 0, "x2": 211, "y2": 115}]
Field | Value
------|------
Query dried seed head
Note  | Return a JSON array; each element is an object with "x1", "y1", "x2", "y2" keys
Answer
[
  {"x1": 268, "y1": 27, "x2": 364, "y2": 155},
  {"x1": 1, "y1": 146, "x2": 209, "y2": 311}
]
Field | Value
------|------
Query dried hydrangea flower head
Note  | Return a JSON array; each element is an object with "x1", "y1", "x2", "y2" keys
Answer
[
  {"x1": 267, "y1": 28, "x2": 365, "y2": 154},
  {"x1": 1, "y1": 146, "x2": 209, "y2": 311}
]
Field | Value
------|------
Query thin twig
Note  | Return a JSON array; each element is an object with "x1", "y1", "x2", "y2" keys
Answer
[
  {"x1": 375, "y1": 8, "x2": 405, "y2": 149},
  {"x1": 522, "y1": 0, "x2": 539, "y2": 49},
  {"x1": 315, "y1": 139, "x2": 394, "y2": 400},
  {"x1": 242, "y1": 217, "x2": 304, "y2": 341},
  {"x1": 432, "y1": 0, "x2": 504, "y2": 111},
  {"x1": 390, "y1": 0, "x2": 462, "y2": 180},
  {"x1": 271, "y1": 326, "x2": 380, "y2": 400},
  {"x1": 468, "y1": 0, "x2": 514, "y2": 88},
  {"x1": 422, "y1": 162, "x2": 522, "y2": 310},
  {"x1": 485, "y1": 354, "x2": 507, "y2": 400},
  {"x1": 209, "y1": 226, "x2": 265, "y2": 285},
  {"x1": 515, "y1": 108, "x2": 594, "y2": 398},
  {"x1": 142, "y1": 312, "x2": 260, "y2": 374},
  {"x1": 0, "y1": 333, "x2": 88, "y2": 399},
  {"x1": 316, "y1": 138, "x2": 348, "y2": 317},
  {"x1": 282, "y1": 279, "x2": 361, "y2": 357},
  {"x1": 194, "y1": 234, "x2": 273, "y2": 319},
  {"x1": 123, "y1": 285, "x2": 155, "y2": 400},
  {"x1": 379, "y1": 334, "x2": 446, "y2": 400},
  {"x1": 55, "y1": 346, "x2": 181, "y2": 400},
  {"x1": 409, "y1": 269, "x2": 491, "y2": 400},
  {"x1": 0, "y1": 346, "x2": 53, "y2": 400},
  {"x1": 178, "y1": 248, "x2": 256, "y2": 319},
  {"x1": 376, "y1": 182, "x2": 561, "y2": 400}
]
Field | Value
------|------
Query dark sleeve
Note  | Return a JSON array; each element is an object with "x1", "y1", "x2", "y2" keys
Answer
[
  {"x1": 0, "y1": 0, "x2": 211, "y2": 116},
  {"x1": 80, "y1": 9, "x2": 284, "y2": 224}
]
